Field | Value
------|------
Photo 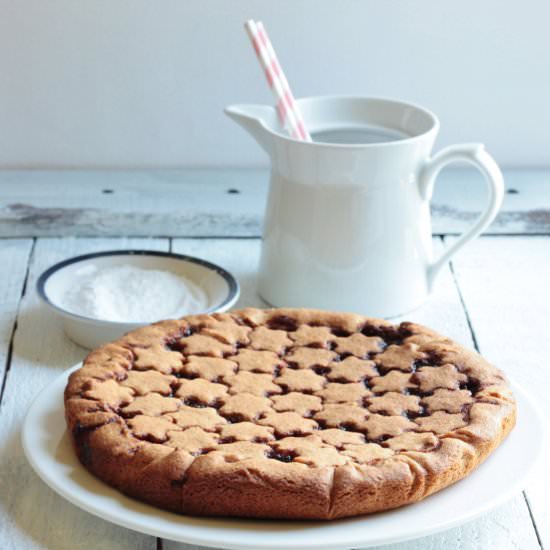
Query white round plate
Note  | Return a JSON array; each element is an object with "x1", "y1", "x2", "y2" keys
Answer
[{"x1": 23, "y1": 364, "x2": 545, "y2": 550}]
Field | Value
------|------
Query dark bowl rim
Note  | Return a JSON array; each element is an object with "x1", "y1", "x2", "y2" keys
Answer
[{"x1": 36, "y1": 249, "x2": 240, "y2": 325}]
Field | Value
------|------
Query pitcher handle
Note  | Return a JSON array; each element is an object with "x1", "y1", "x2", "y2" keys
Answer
[{"x1": 418, "y1": 143, "x2": 504, "y2": 290}]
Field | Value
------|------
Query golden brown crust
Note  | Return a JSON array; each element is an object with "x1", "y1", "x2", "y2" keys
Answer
[{"x1": 64, "y1": 308, "x2": 516, "y2": 519}]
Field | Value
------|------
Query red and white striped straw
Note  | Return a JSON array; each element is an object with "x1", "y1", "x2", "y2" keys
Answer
[{"x1": 244, "y1": 19, "x2": 311, "y2": 142}]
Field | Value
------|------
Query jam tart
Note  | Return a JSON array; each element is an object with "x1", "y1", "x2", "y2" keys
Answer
[{"x1": 64, "y1": 308, "x2": 516, "y2": 519}]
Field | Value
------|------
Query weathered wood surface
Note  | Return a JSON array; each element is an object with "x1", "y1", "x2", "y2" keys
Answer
[{"x1": 0, "y1": 168, "x2": 549, "y2": 237}]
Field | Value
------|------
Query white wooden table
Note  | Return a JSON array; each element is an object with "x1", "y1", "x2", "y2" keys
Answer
[{"x1": 0, "y1": 169, "x2": 548, "y2": 550}]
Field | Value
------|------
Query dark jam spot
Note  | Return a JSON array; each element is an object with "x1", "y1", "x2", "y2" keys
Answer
[
  {"x1": 406, "y1": 386, "x2": 434, "y2": 398},
  {"x1": 72, "y1": 418, "x2": 117, "y2": 445},
  {"x1": 184, "y1": 397, "x2": 207, "y2": 408},
  {"x1": 415, "y1": 351, "x2": 444, "y2": 367},
  {"x1": 218, "y1": 436, "x2": 237, "y2": 444},
  {"x1": 460, "y1": 377, "x2": 482, "y2": 395},
  {"x1": 407, "y1": 406, "x2": 427, "y2": 419},
  {"x1": 221, "y1": 413, "x2": 245, "y2": 424},
  {"x1": 361, "y1": 322, "x2": 412, "y2": 344},
  {"x1": 374, "y1": 364, "x2": 393, "y2": 376},
  {"x1": 267, "y1": 449, "x2": 296, "y2": 462},
  {"x1": 305, "y1": 342, "x2": 326, "y2": 350},
  {"x1": 312, "y1": 365, "x2": 331, "y2": 375},
  {"x1": 331, "y1": 327, "x2": 351, "y2": 337},
  {"x1": 267, "y1": 315, "x2": 298, "y2": 332},
  {"x1": 119, "y1": 410, "x2": 138, "y2": 420},
  {"x1": 339, "y1": 422, "x2": 357, "y2": 432},
  {"x1": 174, "y1": 371, "x2": 197, "y2": 380},
  {"x1": 240, "y1": 317, "x2": 256, "y2": 329},
  {"x1": 170, "y1": 476, "x2": 187, "y2": 488},
  {"x1": 165, "y1": 334, "x2": 186, "y2": 352},
  {"x1": 72, "y1": 424, "x2": 94, "y2": 466},
  {"x1": 80, "y1": 380, "x2": 94, "y2": 393},
  {"x1": 272, "y1": 366, "x2": 282, "y2": 378},
  {"x1": 397, "y1": 322, "x2": 415, "y2": 337}
]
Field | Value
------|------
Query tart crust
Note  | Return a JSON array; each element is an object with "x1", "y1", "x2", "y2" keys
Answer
[{"x1": 64, "y1": 308, "x2": 516, "y2": 519}]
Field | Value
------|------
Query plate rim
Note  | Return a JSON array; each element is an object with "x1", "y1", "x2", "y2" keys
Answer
[{"x1": 22, "y1": 363, "x2": 547, "y2": 550}]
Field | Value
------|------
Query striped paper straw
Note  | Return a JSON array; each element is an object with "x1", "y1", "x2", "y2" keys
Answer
[{"x1": 245, "y1": 19, "x2": 311, "y2": 142}]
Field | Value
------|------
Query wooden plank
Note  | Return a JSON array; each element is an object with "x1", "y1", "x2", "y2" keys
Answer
[
  {"x1": 0, "y1": 168, "x2": 548, "y2": 237},
  {"x1": 0, "y1": 239, "x2": 33, "y2": 387},
  {"x1": 375, "y1": 497, "x2": 540, "y2": 550},
  {"x1": 165, "y1": 238, "x2": 539, "y2": 550},
  {"x1": 0, "y1": 238, "x2": 168, "y2": 550},
  {"x1": 0, "y1": 169, "x2": 267, "y2": 238},
  {"x1": 447, "y1": 235, "x2": 550, "y2": 548}
]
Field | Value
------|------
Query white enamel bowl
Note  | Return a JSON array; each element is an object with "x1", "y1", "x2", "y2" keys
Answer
[{"x1": 37, "y1": 250, "x2": 240, "y2": 349}]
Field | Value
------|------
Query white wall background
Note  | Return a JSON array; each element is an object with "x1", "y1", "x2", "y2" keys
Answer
[{"x1": 1, "y1": 0, "x2": 549, "y2": 168}]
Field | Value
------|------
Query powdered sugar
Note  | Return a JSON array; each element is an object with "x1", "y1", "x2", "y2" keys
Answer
[{"x1": 60, "y1": 264, "x2": 208, "y2": 322}]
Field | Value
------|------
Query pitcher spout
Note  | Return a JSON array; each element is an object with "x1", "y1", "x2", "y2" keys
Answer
[{"x1": 224, "y1": 104, "x2": 276, "y2": 156}]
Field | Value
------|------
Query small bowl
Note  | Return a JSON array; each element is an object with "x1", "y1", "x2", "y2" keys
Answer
[{"x1": 37, "y1": 250, "x2": 240, "y2": 349}]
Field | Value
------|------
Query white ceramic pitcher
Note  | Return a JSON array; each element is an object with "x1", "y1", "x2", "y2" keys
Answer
[{"x1": 225, "y1": 96, "x2": 503, "y2": 318}]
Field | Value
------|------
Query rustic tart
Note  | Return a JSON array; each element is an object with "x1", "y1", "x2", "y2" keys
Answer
[{"x1": 64, "y1": 308, "x2": 516, "y2": 519}]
